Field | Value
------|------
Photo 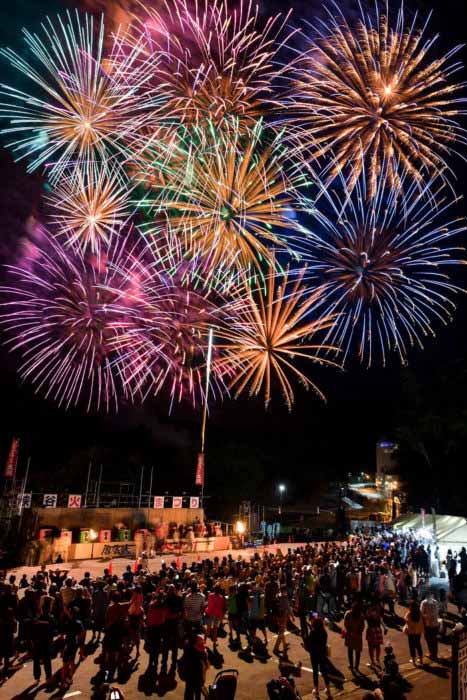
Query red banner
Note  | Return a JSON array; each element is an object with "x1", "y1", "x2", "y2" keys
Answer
[
  {"x1": 196, "y1": 452, "x2": 204, "y2": 487},
  {"x1": 4, "y1": 438, "x2": 19, "y2": 479}
]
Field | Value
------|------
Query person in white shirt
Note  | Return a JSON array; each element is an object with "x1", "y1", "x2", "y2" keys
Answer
[{"x1": 420, "y1": 592, "x2": 439, "y2": 660}]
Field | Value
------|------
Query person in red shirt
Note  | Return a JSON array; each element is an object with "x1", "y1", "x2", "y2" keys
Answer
[
  {"x1": 205, "y1": 585, "x2": 226, "y2": 650},
  {"x1": 145, "y1": 590, "x2": 168, "y2": 677}
]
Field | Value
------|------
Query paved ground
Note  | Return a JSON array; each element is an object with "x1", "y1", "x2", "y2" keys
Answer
[{"x1": 3, "y1": 551, "x2": 453, "y2": 699}]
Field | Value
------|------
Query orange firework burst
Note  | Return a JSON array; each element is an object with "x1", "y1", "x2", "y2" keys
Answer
[
  {"x1": 47, "y1": 163, "x2": 133, "y2": 253},
  {"x1": 215, "y1": 267, "x2": 339, "y2": 410},
  {"x1": 139, "y1": 120, "x2": 306, "y2": 277},
  {"x1": 293, "y1": 2, "x2": 466, "y2": 196},
  {"x1": 127, "y1": 0, "x2": 294, "y2": 128}
]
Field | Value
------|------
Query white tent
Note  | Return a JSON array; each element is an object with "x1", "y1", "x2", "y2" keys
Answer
[{"x1": 394, "y1": 513, "x2": 467, "y2": 559}]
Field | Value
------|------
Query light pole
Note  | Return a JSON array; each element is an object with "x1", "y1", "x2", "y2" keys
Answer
[
  {"x1": 90, "y1": 528, "x2": 98, "y2": 559},
  {"x1": 278, "y1": 483, "x2": 286, "y2": 515}
]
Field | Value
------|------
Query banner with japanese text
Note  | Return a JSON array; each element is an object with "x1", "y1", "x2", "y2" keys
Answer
[
  {"x1": 68, "y1": 494, "x2": 81, "y2": 508},
  {"x1": 4, "y1": 437, "x2": 19, "y2": 479},
  {"x1": 190, "y1": 497, "x2": 200, "y2": 509},
  {"x1": 172, "y1": 496, "x2": 183, "y2": 508},
  {"x1": 195, "y1": 452, "x2": 204, "y2": 486},
  {"x1": 43, "y1": 494, "x2": 57, "y2": 508},
  {"x1": 153, "y1": 496, "x2": 164, "y2": 509}
]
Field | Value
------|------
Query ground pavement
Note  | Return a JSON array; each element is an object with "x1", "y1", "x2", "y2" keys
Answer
[{"x1": 3, "y1": 552, "x2": 453, "y2": 700}]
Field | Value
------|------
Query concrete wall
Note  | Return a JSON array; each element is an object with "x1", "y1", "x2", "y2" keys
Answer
[{"x1": 33, "y1": 507, "x2": 204, "y2": 533}]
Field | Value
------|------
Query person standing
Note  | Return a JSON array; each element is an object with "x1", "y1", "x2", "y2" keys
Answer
[
  {"x1": 205, "y1": 585, "x2": 226, "y2": 650},
  {"x1": 183, "y1": 582, "x2": 206, "y2": 635},
  {"x1": 307, "y1": 616, "x2": 332, "y2": 698},
  {"x1": 421, "y1": 592, "x2": 439, "y2": 661},
  {"x1": 344, "y1": 601, "x2": 365, "y2": 672},
  {"x1": 273, "y1": 586, "x2": 293, "y2": 656},
  {"x1": 0, "y1": 607, "x2": 17, "y2": 680},
  {"x1": 404, "y1": 600, "x2": 424, "y2": 666},
  {"x1": 30, "y1": 598, "x2": 55, "y2": 687},
  {"x1": 365, "y1": 596, "x2": 387, "y2": 668},
  {"x1": 146, "y1": 590, "x2": 168, "y2": 677},
  {"x1": 180, "y1": 634, "x2": 209, "y2": 700}
]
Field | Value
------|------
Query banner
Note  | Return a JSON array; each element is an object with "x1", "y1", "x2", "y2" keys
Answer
[
  {"x1": 4, "y1": 437, "x2": 19, "y2": 479},
  {"x1": 195, "y1": 452, "x2": 204, "y2": 487},
  {"x1": 68, "y1": 494, "x2": 82, "y2": 508},
  {"x1": 43, "y1": 494, "x2": 57, "y2": 508},
  {"x1": 21, "y1": 493, "x2": 32, "y2": 509},
  {"x1": 153, "y1": 496, "x2": 164, "y2": 509},
  {"x1": 190, "y1": 497, "x2": 200, "y2": 509},
  {"x1": 172, "y1": 496, "x2": 183, "y2": 509}
]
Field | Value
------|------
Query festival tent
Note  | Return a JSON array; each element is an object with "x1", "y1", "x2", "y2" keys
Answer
[{"x1": 393, "y1": 513, "x2": 467, "y2": 558}]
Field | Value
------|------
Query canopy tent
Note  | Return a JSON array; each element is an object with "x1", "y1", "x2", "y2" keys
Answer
[{"x1": 394, "y1": 513, "x2": 467, "y2": 558}]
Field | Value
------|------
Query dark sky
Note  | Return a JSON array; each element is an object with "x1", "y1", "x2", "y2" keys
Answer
[{"x1": 1, "y1": 0, "x2": 467, "y2": 516}]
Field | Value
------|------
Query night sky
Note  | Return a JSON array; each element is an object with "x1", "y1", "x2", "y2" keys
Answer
[{"x1": 1, "y1": 0, "x2": 467, "y2": 518}]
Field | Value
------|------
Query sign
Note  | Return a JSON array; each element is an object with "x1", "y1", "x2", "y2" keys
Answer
[
  {"x1": 452, "y1": 626, "x2": 467, "y2": 700},
  {"x1": 195, "y1": 452, "x2": 204, "y2": 486},
  {"x1": 4, "y1": 437, "x2": 19, "y2": 479},
  {"x1": 43, "y1": 494, "x2": 57, "y2": 508},
  {"x1": 172, "y1": 496, "x2": 183, "y2": 509},
  {"x1": 21, "y1": 493, "x2": 32, "y2": 509},
  {"x1": 153, "y1": 496, "x2": 165, "y2": 509},
  {"x1": 68, "y1": 494, "x2": 81, "y2": 508},
  {"x1": 190, "y1": 497, "x2": 200, "y2": 509}
]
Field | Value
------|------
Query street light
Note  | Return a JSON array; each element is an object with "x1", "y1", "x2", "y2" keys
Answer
[
  {"x1": 278, "y1": 483, "x2": 286, "y2": 515},
  {"x1": 90, "y1": 528, "x2": 98, "y2": 559}
]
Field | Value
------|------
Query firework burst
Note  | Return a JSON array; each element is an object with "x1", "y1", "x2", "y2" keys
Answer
[
  {"x1": 293, "y1": 1, "x2": 467, "y2": 197},
  {"x1": 0, "y1": 228, "x2": 157, "y2": 411},
  {"x1": 127, "y1": 0, "x2": 294, "y2": 128},
  {"x1": 139, "y1": 119, "x2": 307, "y2": 278},
  {"x1": 300, "y1": 169, "x2": 467, "y2": 367},
  {"x1": 46, "y1": 163, "x2": 133, "y2": 254},
  {"x1": 111, "y1": 227, "x2": 235, "y2": 409},
  {"x1": 0, "y1": 10, "x2": 162, "y2": 182},
  {"x1": 215, "y1": 266, "x2": 339, "y2": 410}
]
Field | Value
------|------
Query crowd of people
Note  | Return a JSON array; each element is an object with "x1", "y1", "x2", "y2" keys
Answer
[{"x1": 0, "y1": 532, "x2": 461, "y2": 699}]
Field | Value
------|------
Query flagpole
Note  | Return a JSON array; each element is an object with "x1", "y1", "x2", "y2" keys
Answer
[
  {"x1": 199, "y1": 328, "x2": 214, "y2": 505},
  {"x1": 18, "y1": 457, "x2": 31, "y2": 533},
  {"x1": 84, "y1": 461, "x2": 92, "y2": 508}
]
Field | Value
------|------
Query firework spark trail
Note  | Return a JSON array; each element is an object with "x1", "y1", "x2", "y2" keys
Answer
[
  {"x1": 214, "y1": 265, "x2": 339, "y2": 410},
  {"x1": 0, "y1": 228, "x2": 167, "y2": 411},
  {"x1": 292, "y1": 0, "x2": 467, "y2": 197},
  {"x1": 0, "y1": 10, "x2": 164, "y2": 182},
  {"x1": 46, "y1": 162, "x2": 134, "y2": 254},
  {"x1": 137, "y1": 119, "x2": 308, "y2": 279},
  {"x1": 125, "y1": 0, "x2": 296, "y2": 128},
  {"x1": 107, "y1": 226, "x2": 238, "y2": 410},
  {"x1": 298, "y1": 167, "x2": 467, "y2": 367}
]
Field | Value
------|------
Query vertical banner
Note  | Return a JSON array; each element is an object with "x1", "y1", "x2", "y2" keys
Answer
[
  {"x1": 4, "y1": 437, "x2": 19, "y2": 479},
  {"x1": 172, "y1": 496, "x2": 183, "y2": 509},
  {"x1": 43, "y1": 494, "x2": 57, "y2": 508},
  {"x1": 190, "y1": 497, "x2": 200, "y2": 509},
  {"x1": 68, "y1": 494, "x2": 82, "y2": 508},
  {"x1": 153, "y1": 496, "x2": 164, "y2": 509},
  {"x1": 195, "y1": 452, "x2": 204, "y2": 487}
]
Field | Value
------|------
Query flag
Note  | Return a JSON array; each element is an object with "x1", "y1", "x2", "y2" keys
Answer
[
  {"x1": 68, "y1": 494, "x2": 82, "y2": 508},
  {"x1": 195, "y1": 452, "x2": 204, "y2": 486},
  {"x1": 172, "y1": 496, "x2": 183, "y2": 509},
  {"x1": 153, "y1": 496, "x2": 164, "y2": 509},
  {"x1": 190, "y1": 497, "x2": 200, "y2": 509},
  {"x1": 4, "y1": 437, "x2": 19, "y2": 479}
]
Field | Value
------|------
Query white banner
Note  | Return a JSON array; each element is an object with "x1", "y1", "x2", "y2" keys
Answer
[
  {"x1": 190, "y1": 497, "x2": 200, "y2": 509},
  {"x1": 68, "y1": 494, "x2": 81, "y2": 508},
  {"x1": 43, "y1": 494, "x2": 57, "y2": 508},
  {"x1": 153, "y1": 496, "x2": 164, "y2": 509},
  {"x1": 172, "y1": 496, "x2": 183, "y2": 509},
  {"x1": 21, "y1": 493, "x2": 32, "y2": 509}
]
